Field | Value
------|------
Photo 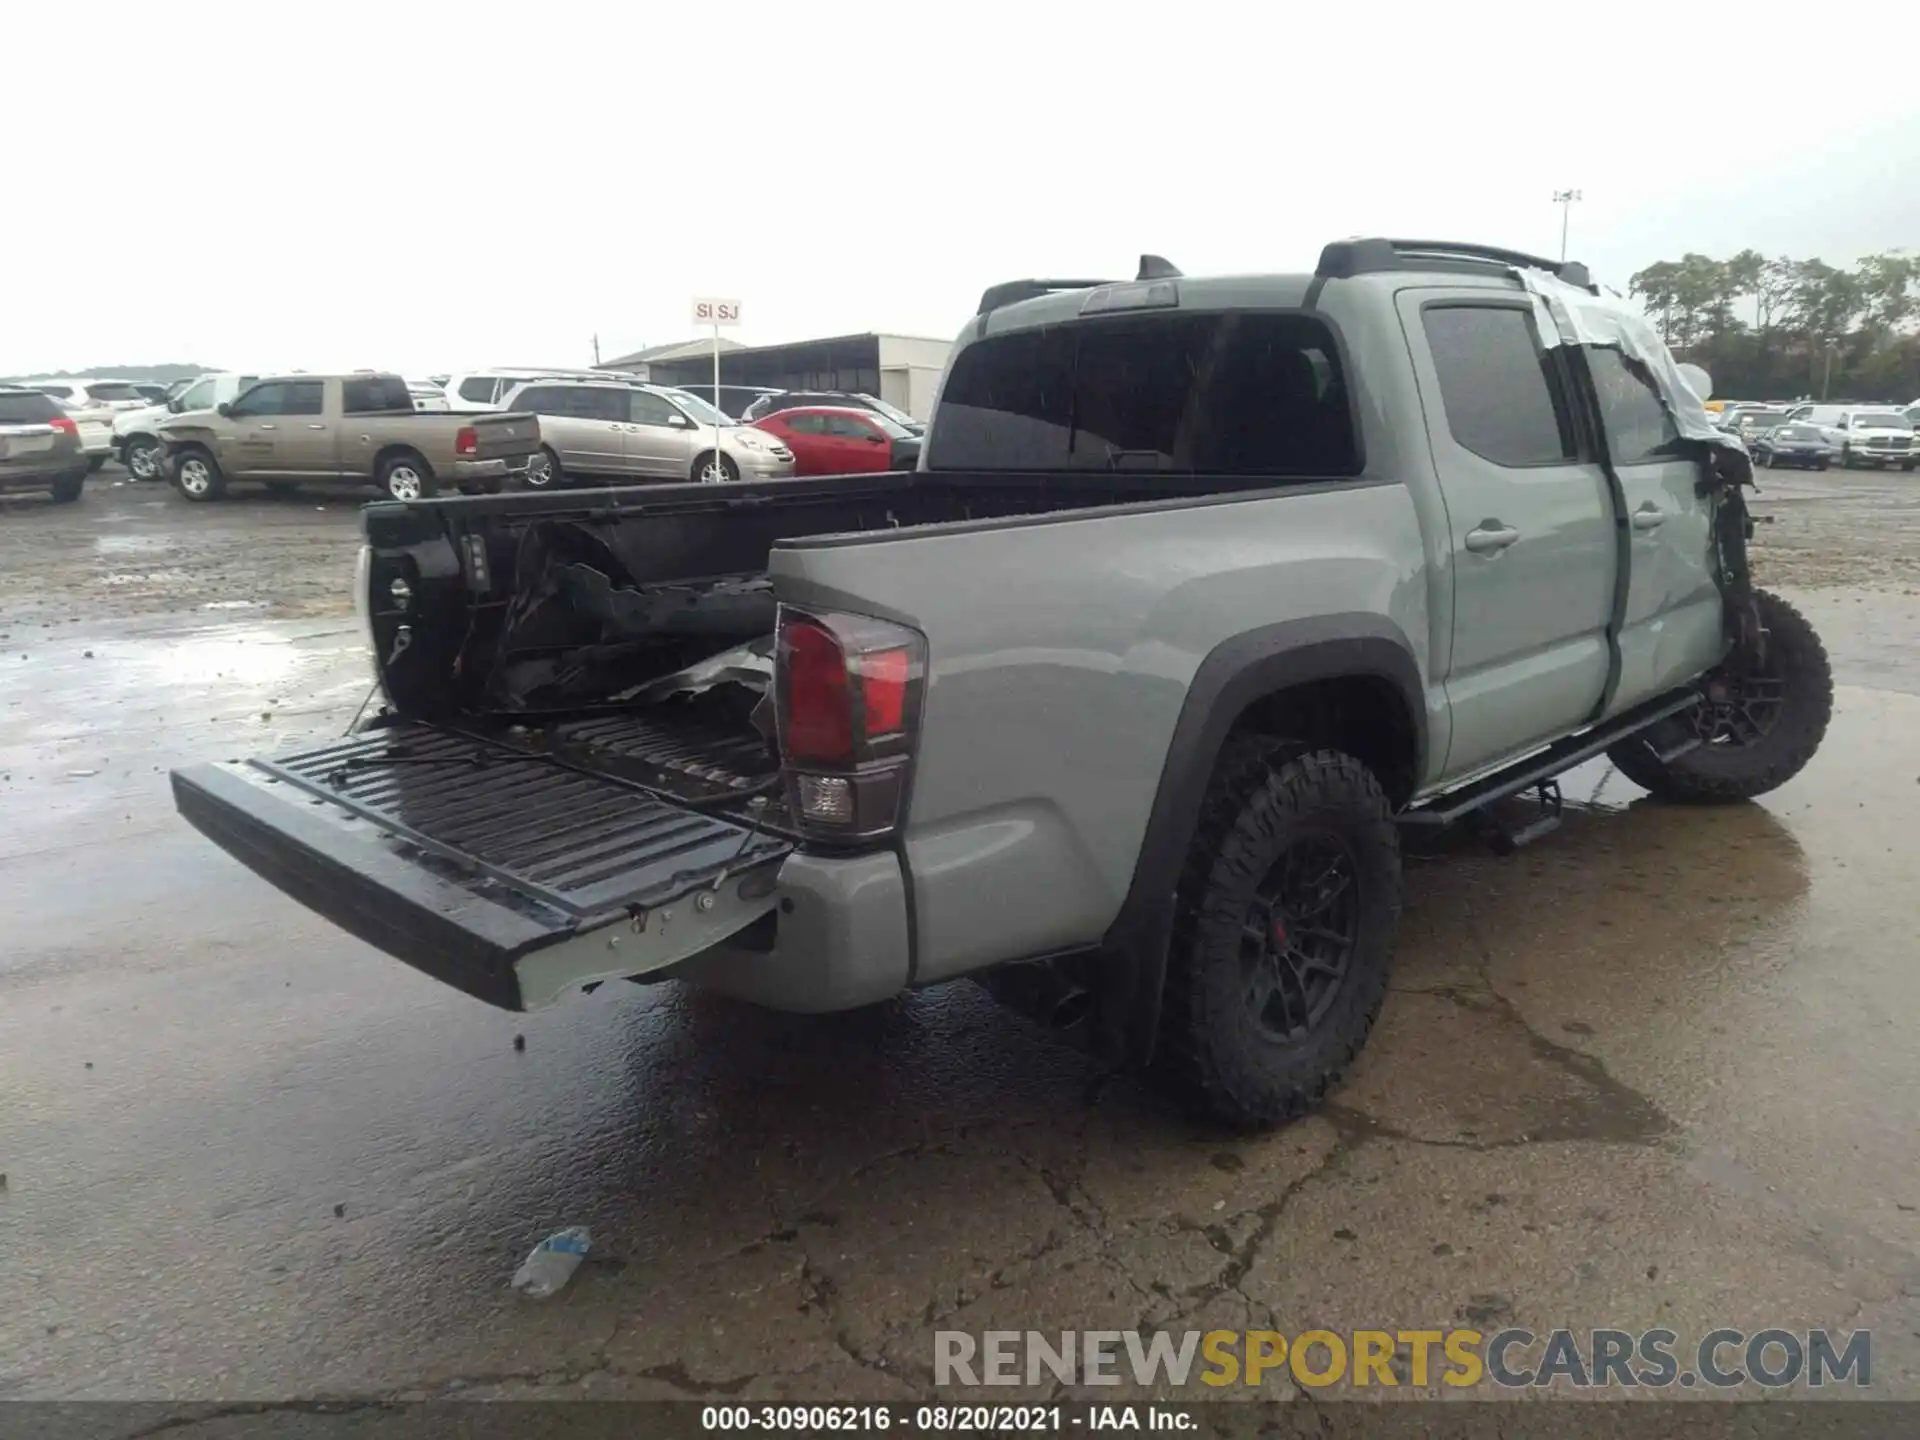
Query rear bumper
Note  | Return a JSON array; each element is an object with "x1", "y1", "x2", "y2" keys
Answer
[{"x1": 450, "y1": 457, "x2": 527, "y2": 482}]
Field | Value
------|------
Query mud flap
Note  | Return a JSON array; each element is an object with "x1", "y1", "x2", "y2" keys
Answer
[{"x1": 171, "y1": 724, "x2": 790, "y2": 1011}]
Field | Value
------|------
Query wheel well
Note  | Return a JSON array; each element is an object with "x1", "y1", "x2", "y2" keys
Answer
[
  {"x1": 1226, "y1": 675, "x2": 1419, "y2": 808},
  {"x1": 373, "y1": 445, "x2": 431, "y2": 477}
]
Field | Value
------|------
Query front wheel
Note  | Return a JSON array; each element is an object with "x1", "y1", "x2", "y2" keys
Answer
[
  {"x1": 173, "y1": 448, "x2": 226, "y2": 501},
  {"x1": 694, "y1": 450, "x2": 739, "y2": 484},
  {"x1": 378, "y1": 453, "x2": 437, "y2": 501},
  {"x1": 124, "y1": 437, "x2": 162, "y2": 481},
  {"x1": 1156, "y1": 743, "x2": 1402, "y2": 1131},
  {"x1": 523, "y1": 446, "x2": 563, "y2": 488},
  {"x1": 1606, "y1": 590, "x2": 1832, "y2": 804},
  {"x1": 50, "y1": 470, "x2": 85, "y2": 503}
]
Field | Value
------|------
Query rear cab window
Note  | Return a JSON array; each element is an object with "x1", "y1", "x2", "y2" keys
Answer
[
  {"x1": 926, "y1": 311, "x2": 1360, "y2": 478},
  {"x1": 457, "y1": 377, "x2": 497, "y2": 403},
  {"x1": 342, "y1": 376, "x2": 415, "y2": 414}
]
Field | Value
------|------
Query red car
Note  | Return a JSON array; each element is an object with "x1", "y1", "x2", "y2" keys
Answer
[{"x1": 748, "y1": 405, "x2": 922, "y2": 476}]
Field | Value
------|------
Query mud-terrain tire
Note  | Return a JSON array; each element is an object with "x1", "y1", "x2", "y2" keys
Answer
[
  {"x1": 1606, "y1": 590, "x2": 1831, "y2": 803},
  {"x1": 1156, "y1": 741, "x2": 1402, "y2": 1131}
]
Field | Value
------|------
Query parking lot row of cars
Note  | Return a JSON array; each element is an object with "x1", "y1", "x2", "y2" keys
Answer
[
  {"x1": 1, "y1": 369, "x2": 932, "y2": 504},
  {"x1": 1713, "y1": 399, "x2": 1920, "y2": 471}
]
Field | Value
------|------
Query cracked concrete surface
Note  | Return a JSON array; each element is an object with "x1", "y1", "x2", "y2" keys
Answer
[{"x1": 3, "y1": 475, "x2": 1919, "y2": 1412}]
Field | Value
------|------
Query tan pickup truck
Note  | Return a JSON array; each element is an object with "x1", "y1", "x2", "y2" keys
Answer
[{"x1": 158, "y1": 373, "x2": 539, "y2": 501}]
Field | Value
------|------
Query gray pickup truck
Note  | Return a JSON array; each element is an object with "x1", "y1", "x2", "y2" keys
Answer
[
  {"x1": 158, "y1": 373, "x2": 539, "y2": 502},
  {"x1": 171, "y1": 238, "x2": 1832, "y2": 1129}
]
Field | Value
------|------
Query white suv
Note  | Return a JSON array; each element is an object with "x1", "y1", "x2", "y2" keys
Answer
[
  {"x1": 443, "y1": 368, "x2": 630, "y2": 412},
  {"x1": 17, "y1": 379, "x2": 152, "y2": 470},
  {"x1": 112, "y1": 372, "x2": 261, "y2": 481},
  {"x1": 1784, "y1": 403, "x2": 1916, "y2": 471}
]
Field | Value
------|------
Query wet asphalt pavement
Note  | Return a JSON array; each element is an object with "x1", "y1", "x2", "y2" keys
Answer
[{"x1": 2, "y1": 471, "x2": 1919, "y2": 1408}]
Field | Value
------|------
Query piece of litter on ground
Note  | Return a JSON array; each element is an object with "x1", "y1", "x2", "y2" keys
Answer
[
  {"x1": 67, "y1": 769, "x2": 98, "y2": 778},
  {"x1": 513, "y1": 1034, "x2": 526, "y2": 1052},
  {"x1": 82, "y1": 650, "x2": 94, "y2": 659},
  {"x1": 333, "y1": 1203, "x2": 346, "y2": 1218},
  {"x1": 512, "y1": 1226, "x2": 591, "y2": 1299},
  {"x1": 0, "y1": 1173, "x2": 8, "y2": 1192}
]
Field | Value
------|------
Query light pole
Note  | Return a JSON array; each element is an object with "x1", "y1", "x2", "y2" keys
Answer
[{"x1": 1552, "y1": 189, "x2": 1582, "y2": 263}]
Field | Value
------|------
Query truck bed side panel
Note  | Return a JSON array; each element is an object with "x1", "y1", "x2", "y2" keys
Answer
[{"x1": 770, "y1": 482, "x2": 1427, "y2": 985}]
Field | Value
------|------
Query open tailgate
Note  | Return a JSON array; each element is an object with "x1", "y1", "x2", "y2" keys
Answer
[{"x1": 171, "y1": 724, "x2": 790, "y2": 1011}]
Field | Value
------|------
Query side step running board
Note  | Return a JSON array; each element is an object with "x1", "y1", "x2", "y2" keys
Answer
[{"x1": 1400, "y1": 689, "x2": 1700, "y2": 831}]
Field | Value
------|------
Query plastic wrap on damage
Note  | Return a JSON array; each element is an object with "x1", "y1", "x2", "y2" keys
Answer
[{"x1": 1514, "y1": 269, "x2": 1745, "y2": 456}]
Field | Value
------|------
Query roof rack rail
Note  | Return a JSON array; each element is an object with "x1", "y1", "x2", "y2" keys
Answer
[{"x1": 1315, "y1": 237, "x2": 1594, "y2": 292}]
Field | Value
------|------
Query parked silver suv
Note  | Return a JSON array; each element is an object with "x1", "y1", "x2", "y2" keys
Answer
[{"x1": 499, "y1": 379, "x2": 794, "y2": 486}]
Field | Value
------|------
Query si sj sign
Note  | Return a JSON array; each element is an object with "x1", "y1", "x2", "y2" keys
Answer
[{"x1": 693, "y1": 298, "x2": 743, "y2": 326}]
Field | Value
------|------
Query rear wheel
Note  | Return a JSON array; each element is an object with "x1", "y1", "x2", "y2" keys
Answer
[
  {"x1": 49, "y1": 470, "x2": 85, "y2": 503},
  {"x1": 378, "y1": 453, "x2": 437, "y2": 501},
  {"x1": 1156, "y1": 742, "x2": 1401, "y2": 1131},
  {"x1": 173, "y1": 447, "x2": 226, "y2": 501},
  {"x1": 694, "y1": 450, "x2": 739, "y2": 484},
  {"x1": 523, "y1": 445, "x2": 563, "y2": 488},
  {"x1": 1606, "y1": 590, "x2": 1831, "y2": 803},
  {"x1": 124, "y1": 436, "x2": 162, "y2": 481}
]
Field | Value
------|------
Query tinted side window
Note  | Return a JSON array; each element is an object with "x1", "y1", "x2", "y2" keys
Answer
[
  {"x1": 784, "y1": 413, "x2": 827, "y2": 435},
  {"x1": 283, "y1": 382, "x2": 325, "y2": 417},
  {"x1": 1586, "y1": 348, "x2": 1682, "y2": 464},
  {"x1": 576, "y1": 388, "x2": 629, "y2": 422},
  {"x1": 825, "y1": 414, "x2": 875, "y2": 438},
  {"x1": 513, "y1": 386, "x2": 561, "y2": 413},
  {"x1": 629, "y1": 391, "x2": 679, "y2": 426},
  {"x1": 457, "y1": 377, "x2": 496, "y2": 403},
  {"x1": 927, "y1": 312, "x2": 1358, "y2": 476},
  {"x1": 1421, "y1": 306, "x2": 1576, "y2": 467},
  {"x1": 229, "y1": 382, "x2": 289, "y2": 417},
  {"x1": 342, "y1": 375, "x2": 413, "y2": 414},
  {"x1": 175, "y1": 379, "x2": 214, "y2": 410},
  {"x1": 34, "y1": 385, "x2": 75, "y2": 400}
]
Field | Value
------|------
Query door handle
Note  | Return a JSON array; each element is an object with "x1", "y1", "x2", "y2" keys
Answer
[
  {"x1": 306, "y1": 424, "x2": 326, "y2": 431},
  {"x1": 257, "y1": 423, "x2": 277, "y2": 431},
  {"x1": 1464, "y1": 523, "x2": 1521, "y2": 554},
  {"x1": 1631, "y1": 506, "x2": 1665, "y2": 531}
]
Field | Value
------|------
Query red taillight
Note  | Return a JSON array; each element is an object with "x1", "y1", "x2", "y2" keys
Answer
[
  {"x1": 782, "y1": 617, "x2": 854, "y2": 763},
  {"x1": 857, "y1": 648, "x2": 910, "y2": 735},
  {"x1": 454, "y1": 425, "x2": 478, "y2": 458},
  {"x1": 775, "y1": 607, "x2": 926, "y2": 839},
  {"x1": 48, "y1": 416, "x2": 78, "y2": 436}
]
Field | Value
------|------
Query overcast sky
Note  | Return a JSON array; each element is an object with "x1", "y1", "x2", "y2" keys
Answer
[{"x1": 4, "y1": 2, "x2": 1915, "y2": 377}]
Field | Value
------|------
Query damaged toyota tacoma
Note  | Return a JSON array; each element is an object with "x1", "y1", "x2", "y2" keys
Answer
[{"x1": 171, "y1": 238, "x2": 1833, "y2": 1130}]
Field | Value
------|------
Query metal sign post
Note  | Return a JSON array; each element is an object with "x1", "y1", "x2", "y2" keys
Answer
[{"x1": 690, "y1": 298, "x2": 744, "y2": 478}]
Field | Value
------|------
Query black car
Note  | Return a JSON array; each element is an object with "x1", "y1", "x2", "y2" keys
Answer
[
  {"x1": 740, "y1": 390, "x2": 925, "y2": 436},
  {"x1": 1752, "y1": 424, "x2": 1832, "y2": 471}
]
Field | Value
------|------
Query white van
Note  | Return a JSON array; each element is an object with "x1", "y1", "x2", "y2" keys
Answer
[{"x1": 443, "y1": 368, "x2": 630, "y2": 412}]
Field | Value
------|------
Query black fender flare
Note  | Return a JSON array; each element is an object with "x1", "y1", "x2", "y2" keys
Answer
[{"x1": 1094, "y1": 613, "x2": 1427, "y2": 1063}]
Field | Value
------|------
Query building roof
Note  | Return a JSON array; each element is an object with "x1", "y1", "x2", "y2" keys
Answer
[{"x1": 603, "y1": 336, "x2": 747, "y2": 368}]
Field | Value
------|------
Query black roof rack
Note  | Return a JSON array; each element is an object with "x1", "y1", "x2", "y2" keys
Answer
[
  {"x1": 975, "y1": 255, "x2": 1184, "y2": 316},
  {"x1": 1315, "y1": 237, "x2": 1594, "y2": 292}
]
